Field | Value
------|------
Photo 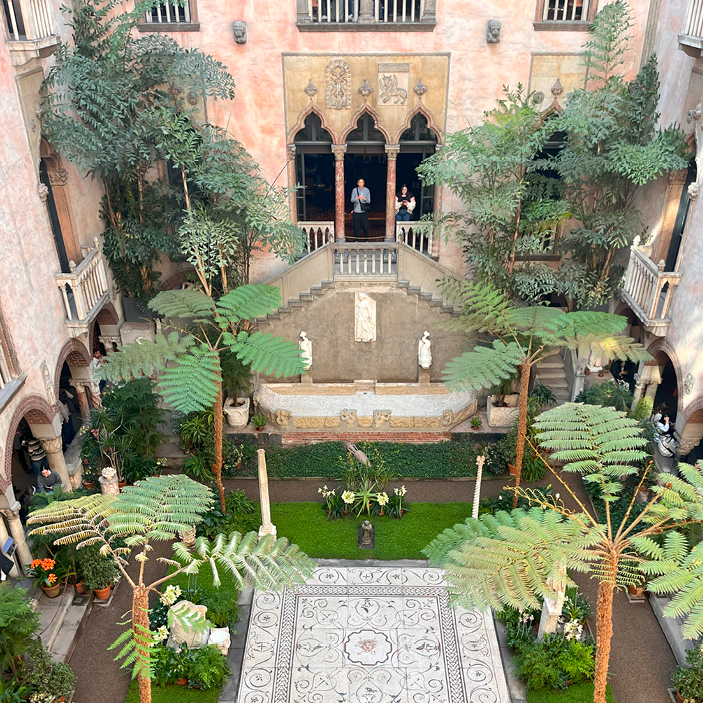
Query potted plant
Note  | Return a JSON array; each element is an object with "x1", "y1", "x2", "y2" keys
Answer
[
  {"x1": 377, "y1": 491, "x2": 389, "y2": 516},
  {"x1": 341, "y1": 490, "x2": 355, "y2": 516},
  {"x1": 173, "y1": 648, "x2": 191, "y2": 686},
  {"x1": 79, "y1": 549, "x2": 119, "y2": 600},
  {"x1": 251, "y1": 414, "x2": 268, "y2": 432},
  {"x1": 27, "y1": 558, "x2": 63, "y2": 598},
  {"x1": 471, "y1": 416, "x2": 482, "y2": 431},
  {"x1": 672, "y1": 647, "x2": 703, "y2": 703}
]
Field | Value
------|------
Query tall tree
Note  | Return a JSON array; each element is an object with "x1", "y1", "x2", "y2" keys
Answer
[
  {"x1": 28, "y1": 475, "x2": 314, "y2": 703},
  {"x1": 100, "y1": 284, "x2": 306, "y2": 511},
  {"x1": 424, "y1": 404, "x2": 703, "y2": 703},
  {"x1": 441, "y1": 281, "x2": 649, "y2": 506}
]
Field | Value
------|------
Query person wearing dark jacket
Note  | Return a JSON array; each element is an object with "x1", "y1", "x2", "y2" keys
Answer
[{"x1": 37, "y1": 466, "x2": 62, "y2": 492}]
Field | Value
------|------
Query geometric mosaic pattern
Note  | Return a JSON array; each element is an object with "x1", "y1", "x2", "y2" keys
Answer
[{"x1": 238, "y1": 566, "x2": 511, "y2": 703}]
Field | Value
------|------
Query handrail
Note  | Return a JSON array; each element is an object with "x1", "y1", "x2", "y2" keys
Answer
[
  {"x1": 55, "y1": 245, "x2": 110, "y2": 322},
  {"x1": 298, "y1": 221, "x2": 334, "y2": 257}
]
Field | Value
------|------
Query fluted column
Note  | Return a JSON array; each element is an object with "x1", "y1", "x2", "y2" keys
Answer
[
  {"x1": 69, "y1": 379, "x2": 90, "y2": 420},
  {"x1": 287, "y1": 144, "x2": 298, "y2": 224},
  {"x1": 332, "y1": 145, "x2": 347, "y2": 241},
  {"x1": 40, "y1": 436, "x2": 71, "y2": 491},
  {"x1": 385, "y1": 145, "x2": 400, "y2": 242}
]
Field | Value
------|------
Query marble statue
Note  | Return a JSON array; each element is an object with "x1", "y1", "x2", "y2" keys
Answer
[
  {"x1": 170, "y1": 600, "x2": 209, "y2": 649},
  {"x1": 418, "y1": 331, "x2": 432, "y2": 369},
  {"x1": 355, "y1": 292, "x2": 376, "y2": 342},
  {"x1": 486, "y1": 19, "x2": 501, "y2": 43},
  {"x1": 232, "y1": 20, "x2": 247, "y2": 44},
  {"x1": 299, "y1": 332, "x2": 312, "y2": 371}
]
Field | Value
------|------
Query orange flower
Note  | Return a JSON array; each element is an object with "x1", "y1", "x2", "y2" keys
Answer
[
  {"x1": 31, "y1": 559, "x2": 42, "y2": 568},
  {"x1": 42, "y1": 559, "x2": 55, "y2": 570},
  {"x1": 47, "y1": 573, "x2": 57, "y2": 584}
]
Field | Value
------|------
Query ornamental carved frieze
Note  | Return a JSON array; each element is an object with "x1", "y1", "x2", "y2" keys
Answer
[{"x1": 325, "y1": 59, "x2": 352, "y2": 109}]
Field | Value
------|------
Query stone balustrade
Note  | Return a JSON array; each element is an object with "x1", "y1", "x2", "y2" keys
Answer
[
  {"x1": 298, "y1": 221, "x2": 334, "y2": 257},
  {"x1": 334, "y1": 242, "x2": 398, "y2": 277},
  {"x1": 4, "y1": 0, "x2": 59, "y2": 65},
  {"x1": 681, "y1": 0, "x2": 703, "y2": 55},
  {"x1": 297, "y1": 0, "x2": 434, "y2": 26},
  {"x1": 621, "y1": 246, "x2": 681, "y2": 337},
  {"x1": 395, "y1": 222, "x2": 434, "y2": 256}
]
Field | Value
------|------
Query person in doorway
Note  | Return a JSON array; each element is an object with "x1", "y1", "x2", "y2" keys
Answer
[
  {"x1": 395, "y1": 184, "x2": 416, "y2": 222},
  {"x1": 58, "y1": 390, "x2": 76, "y2": 451},
  {"x1": 37, "y1": 466, "x2": 61, "y2": 493},
  {"x1": 23, "y1": 438, "x2": 48, "y2": 481},
  {"x1": 90, "y1": 349, "x2": 107, "y2": 393},
  {"x1": 351, "y1": 178, "x2": 371, "y2": 240}
]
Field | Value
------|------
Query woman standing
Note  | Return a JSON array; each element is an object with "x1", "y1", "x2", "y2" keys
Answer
[{"x1": 395, "y1": 184, "x2": 416, "y2": 221}]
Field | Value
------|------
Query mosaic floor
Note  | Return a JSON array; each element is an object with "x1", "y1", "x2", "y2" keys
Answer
[{"x1": 237, "y1": 566, "x2": 510, "y2": 703}]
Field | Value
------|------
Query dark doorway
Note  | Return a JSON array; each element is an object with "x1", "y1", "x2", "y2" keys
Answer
[
  {"x1": 654, "y1": 357, "x2": 679, "y2": 424},
  {"x1": 665, "y1": 165, "x2": 695, "y2": 273},
  {"x1": 345, "y1": 112, "x2": 387, "y2": 239},
  {"x1": 397, "y1": 113, "x2": 438, "y2": 220},
  {"x1": 294, "y1": 113, "x2": 334, "y2": 222},
  {"x1": 40, "y1": 159, "x2": 71, "y2": 273}
]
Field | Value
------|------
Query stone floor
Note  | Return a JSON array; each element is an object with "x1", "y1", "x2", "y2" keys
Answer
[{"x1": 234, "y1": 562, "x2": 510, "y2": 703}]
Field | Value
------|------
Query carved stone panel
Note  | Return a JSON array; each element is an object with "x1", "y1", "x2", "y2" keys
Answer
[
  {"x1": 373, "y1": 410, "x2": 392, "y2": 427},
  {"x1": 390, "y1": 416, "x2": 414, "y2": 428},
  {"x1": 357, "y1": 416, "x2": 373, "y2": 428},
  {"x1": 325, "y1": 59, "x2": 352, "y2": 109},
  {"x1": 378, "y1": 63, "x2": 409, "y2": 107}
]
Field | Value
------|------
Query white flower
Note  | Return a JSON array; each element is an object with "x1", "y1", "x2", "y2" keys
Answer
[
  {"x1": 160, "y1": 584, "x2": 182, "y2": 606},
  {"x1": 555, "y1": 493, "x2": 560, "y2": 500},
  {"x1": 342, "y1": 490, "x2": 355, "y2": 505},
  {"x1": 377, "y1": 492, "x2": 389, "y2": 506},
  {"x1": 394, "y1": 485, "x2": 407, "y2": 497}
]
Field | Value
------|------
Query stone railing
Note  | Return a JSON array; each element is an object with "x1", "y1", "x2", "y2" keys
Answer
[
  {"x1": 541, "y1": 0, "x2": 590, "y2": 22},
  {"x1": 680, "y1": 0, "x2": 703, "y2": 55},
  {"x1": 395, "y1": 222, "x2": 434, "y2": 257},
  {"x1": 0, "y1": 339, "x2": 13, "y2": 390},
  {"x1": 297, "y1": 0, "x2": 435, "y2": 28},
  {"x1": 299, "y1": 221, "x2": 334, "y2": 257},
  {"x1": 3, "y1": 0, "x2": 58, "y2": 64},
  {"x1": 621, "y1": 246, "x2": 681, "y2": 337},
  {"x1": 55, "y1": 243, "x2": 111, "y2": 336},
  {"x1": 334, "y1": 242, "x2": 397, "y2": 277}
]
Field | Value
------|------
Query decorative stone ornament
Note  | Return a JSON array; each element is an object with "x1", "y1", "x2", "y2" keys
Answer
[
  {"x1": 355, "y1": 292, "x2": 376, "y2": 342},
  {"x1": 486, "y1": 19, "x2": 501, "y2": 43},
  {"x1": 304, "y1": 79, "x2": 318, "y2": 98},
  {"x1": 358, "y1": 79, "x2": 373, "y2": 99},
  {"x1": 418, "y1": 331, "x2": 432, "y2": 369},
  {"x1": 413, "y1": 78, "x2": 428, "y2": 98},
  {"x1": 685, "y1": 372, "x2": 694, "y2": 395},
  {"x1": 223, "y1": 396, "x2": 250, "y2": 427},
  {"x1": 170, "y1": 600, "x2": 209, "y2": 648},
  {"x1": 299, "y1": 331, "x2": 312, "y2": 370},
  {"x1": 232, "y1": 20, "x2": 247, "y2": 44},
  {"x1": 325, "y1": 59, "x2": 352, "y2": 109}
]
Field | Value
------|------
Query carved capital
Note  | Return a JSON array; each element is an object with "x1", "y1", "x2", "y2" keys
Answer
[
  {"x1": 40, "y1": 436, "x2": 63, "y2": 454},
  {"x1": 48, "y1": 168, "x2": 68, "y2": 186},
  {"x1": 331, "y1": 144, "x2": 348, "y2": 161},
  {"x1": 287, "y1": 143, "x2": 297, "y2": 158},
  {"x1": 384, "y1": 145, "x2": 400, "y2": 160}
]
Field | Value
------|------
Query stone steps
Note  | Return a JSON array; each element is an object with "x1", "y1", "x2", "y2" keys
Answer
[
  {"x1": 535, "y1": 355, "x2": 571, "y2": 404},
  {"x1": 36, "y1": 587, "x2": 92, "y2": 663}
]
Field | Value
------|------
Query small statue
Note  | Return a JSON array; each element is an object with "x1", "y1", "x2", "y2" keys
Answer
[
  {"x1": 486, "y1": 19, "x2": 501, "y2": 43},
  {"x1": 418, "y1": 331, "x2": 432, "y2": 370},
  {"x1": 232, "y1": 20, "x2": 247, "y2": 44},
  {"x1": 299, "y1": 331, "x2": 312, "y2": 371},
  {"x1": 346, "y1": 442, "x2": 371, "y2": 467},
  {"x1": 359, "y1": 520, "x2": 374, "y2": 549}
]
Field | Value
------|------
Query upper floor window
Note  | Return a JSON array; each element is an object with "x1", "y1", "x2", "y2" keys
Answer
[
  {"x1": 534, "y1": 0, "x2": 596, "y2": 29},
  {"x1": 297, "y1": 0, "x2": 436, "y2": 31},
  {"x1": 138, "y1": 1, "x2": 199, "y2": 31},
  {"x1": 0, "y1": 302, "x2": 21, "y2": 395}
]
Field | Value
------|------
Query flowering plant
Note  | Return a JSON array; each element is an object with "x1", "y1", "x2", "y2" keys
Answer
[
  {"x1": 341, "y1": 490, "x2": 355, "y2": 505},
  {"x1": 377, "y1": 492, "x2": 389, "y2": 507},
  {"x1": 28, "y1": 558, "x2": 63, "y2": 588},
  {"x1": 161, "y1": 584, "x2": 182, "y2": 606}
]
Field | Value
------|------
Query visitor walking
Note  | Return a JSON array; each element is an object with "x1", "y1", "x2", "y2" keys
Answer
[{"x1": 351, "y1": 178, "x2": 371, "y2": 240}]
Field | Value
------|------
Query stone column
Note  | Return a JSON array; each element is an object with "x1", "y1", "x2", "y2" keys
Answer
[
  {"x1": 287, "y1": 144, "x2": 298, "y2": 224},
  {"x1": 644, "y1": 379, "x2": 661, "y2": 402},
  {"x1": 632, "y1": 377, "x2": 646, "y2": 407},
  {"x1": 87, "y1": 380, "x2": 102, "y2": 409},
  {"x1": 358, "y1": 0, "x2": 374, "y2": 22},
  {"x1": 472, "y1": 456, "x2": 485, "y2": 520},
  {"x1": 1, "y1": 504, "x2": 33, "y2": 570},
  {"x1": 421, "y1": 0, "x2": 437, "y2": 22},
  {"x1": 70, "y1": 380, "x2": 90, "y2": 420},
  {"x1": 332, "y1": 145, "x2": 347, "y2": 242},
  {"x1": 385, "y1": 145, "x2": 400, "y2": 242},
  {"x1": 0, "y1": 515, "x2": 19, "y2": 577},
  {"x1": 257, "y1": 449, "x2": 277, "y2": 539},
  {"x1": 40, "y1": 436, "x2": 72, "y2": 491}
]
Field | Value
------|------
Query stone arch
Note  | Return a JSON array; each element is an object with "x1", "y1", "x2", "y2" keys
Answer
[
  {"x1": 96, "y1": 302, "x2": 119, "y2": 326},
  {"x1": 287, "y1": 102, "x2": 339, "y2": 145},
  {"x1": 646, "y1": 338, "x2": 684, "y2": 413},
  {"x1": 2, "y1": 395, "x2": 56, "y2": 492},
  {"x1": 53, "y1": 338, "x2": 91, "y2": 405},
  {"x1": 340, "y1": 104, "x2": 393, "y2": 145},
  {"x1": 392, "y1": 103, "x2": 443, "y2": 145},
  {"x1": 683, "y1": 395, "x2": 703, "y2": 423}
]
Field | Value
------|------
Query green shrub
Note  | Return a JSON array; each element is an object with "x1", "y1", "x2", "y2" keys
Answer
[
  {"x1": 186, "y1": 645, "x2": 230, "y2": 690},
  {"x1": 629, "y1": 396, "x2": 653, "y2": 421},
  {"x1": 521, "y1": 454, "x2": 546, "y2": 482},
  {"x1": 78, "y1": 548, "x2": 120, "y2": 591},
  {"x1": 22, "y1": 644, "x2": 76, "y2": 699},
  {"x1": 196, "y1": 489, "x2": 259, "y2": 540},
  {"x1": 0, "y1": 585, "x2": 39, "y2": 675},
  {"x1": 575, "y1": 380, "x2": 633, "y2": 412},
  {"x1": 671, "y1": 647, "x2": 703, "y2": 702}
]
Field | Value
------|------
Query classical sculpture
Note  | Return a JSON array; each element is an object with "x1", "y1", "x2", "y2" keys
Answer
[
  {"x1": 418, "y1": 331, "x2": 432, "y2": 369},
  {"x1": 299, "y1": 331, "x2": 312, "y2": 371},
  {"x1": 487, "y1": 19, "x2": 501, "y2": 43},
  {"x1": 688, "y1": 102, "x2": 703, "y2": 199},
  {"x1": 232, "y1": 20, "x2": 247, "y2": 44},
  {"x1": 346, "y1": 442, "x2": 371, "y2": 467},
  {"x1": 355, "y1": 292, "x2": 376, "y2": 342},
  {"x1": 359, "y1": 520, "x2": 374, "y2": 548}
]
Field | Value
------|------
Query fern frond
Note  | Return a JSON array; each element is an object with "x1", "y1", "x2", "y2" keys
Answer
[
  {"x1": 228, "y1": 331, "x2": 307, "y2": 378},
  {"x1": 157, "y1": 346, "x2": 221, "y2": 412},
  {"x1": 215, "y1": 284, "x2": 283, "y2": 324},
  {"x1": 442, "y1": 340, "x2": 524, "y2": 392},
  {"x1": 148, "y1": 289, "x2": 216, "y2": 320}
]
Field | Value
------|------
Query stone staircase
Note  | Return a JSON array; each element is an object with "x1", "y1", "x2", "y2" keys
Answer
[
  {"x1": 35, "y1": 587, "x2": 92, "y2": 663},
  {"x1": 534, "y1": 355, "x2": 571, "y2": 404}
]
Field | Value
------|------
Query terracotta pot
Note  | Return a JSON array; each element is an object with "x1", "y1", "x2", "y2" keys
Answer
[
  {"x1": 379, "y1": 510, "x2": 385, "y2": 516},
  {"x1": 83, "y1": 481, "x2": 95, "y2": 491},
  {"x1": 75, "y1": 581, "x2": 85, "y2": 595},
  {"x1": 118, "y1": 480, "x2": 127, "y2": 489},
  {"x1": 508, "y1": 464, "x2": 518, "y2": 476},
  {"x1": 400, "y1": 509, "x2": 404, "y2": 517},
  {"x1": 471, "y1": 426, "x2": 481, "y2": 431},
  {"x1": 93, "y1": 585, "x2": 111, "y2": 600},
  {"x1": 584, "y1": 368, "x2": 591, "y2": 376},
  {"x1": 237, "y1": 460, "x2": 243, "y2": 471},
  {"x1": 676, "y1": 691, "x2": 684, "y2": 703},
  {"x1": 628, "y1": 584, "x2": 646, "y2": 597},
  {"x1": 177, "y1": 679, "x2": 188, "y2": 687},
  {"x1": 42, "y1": 584, "x2": 61, "y2": 598},
  {"x1": 255, "y1": 426, "x2": 265, "y2": 433},
  {"x1": 343, "y1": 509, "x2": 349, "y2": 516}
]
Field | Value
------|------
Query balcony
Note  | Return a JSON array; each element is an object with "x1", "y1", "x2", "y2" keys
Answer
[
  {"x1": 2, "y1": 0, "x2": 59, "y2": 66},
  {"x1": 55, "y1": 243, "x2": 111, "y2": 339},
  {"x1": 296, "y1": 0, "x2": 436, "y2": 31},
  {"x1": 680, "y1": 0, "x2": 703, "y2": 57},
  {"x1": 621, "y1": 246, "x2": 681, "y2": 337}
]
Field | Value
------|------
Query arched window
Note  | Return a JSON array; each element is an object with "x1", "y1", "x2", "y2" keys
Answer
[
  {"x1": 294, "y1": 113, "x2": 334, "y2": 221},
  {"x1": 398, "y1": 113, "x2": 438, "y2": 219}
]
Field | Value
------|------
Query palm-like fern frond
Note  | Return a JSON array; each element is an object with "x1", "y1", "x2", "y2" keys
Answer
[
  {"x1": 440, "y1": 280, "x2": 513, "y2": 335},
  {"x1": 533, "y1": 404, "x2": 648, "y2": 498},
  {"x1": 148, "y1": 289, "x2": 216, "y2": 321},
  {"x1": 215, "y1": 284, "x2": 283, "y2": 324},
  {"x1": 157, "y1": 346, "x2": 221, "y2": 413},
  {"x1": 228, "y1": 331, "x2": 306, "y2": 378},
  {"x1": 422, "y1": 508, "x2": 598, "y2": 612},
  {"x1": 442, "y1": 340, "x2": 524, "y2": 392}
]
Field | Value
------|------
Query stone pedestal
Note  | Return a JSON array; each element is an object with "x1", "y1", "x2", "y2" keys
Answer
[
  {"x1": 40, "y1": 436, "x2": 72, "y2": 491},
  {"x1": 0, "y1": 505, "x2": 32, "y2": 569},
  {"x1": 418, "y1": 368, "x2": 431, "y2": 385},
  {"x1": 99, "y1": 474, "x2": 120, "y2": 495},
  {"x1": 257, "y1": 449, "x2": 277, "y2": 539},
  {"x1": 301, "y1": 373, "x2": 313, "y2": 384},
  {"x1": 537, "y1": 570, "x2": 566, "y2": 641}
]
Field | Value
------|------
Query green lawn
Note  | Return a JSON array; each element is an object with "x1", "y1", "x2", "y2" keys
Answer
[
  {"x1": 527, "y1": 682, "x2": 616, "y2": 703},
  {"x1": 125, "y1": 681, "x2": 219, "y2": 703},
  {"x1": 270, "y1": 502, "x2": 473, "y2": 560}
]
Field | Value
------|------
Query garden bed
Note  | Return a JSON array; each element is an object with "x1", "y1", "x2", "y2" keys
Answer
[
  {"x1": 527, "y1": 681, "x2": 616, "y2": 702},
  {"x1": 269, "y1": 501, "x2": 473, "y2": 560},
  {"x1": 125, "y1": 681, "x2": 219, "y2": 702}
]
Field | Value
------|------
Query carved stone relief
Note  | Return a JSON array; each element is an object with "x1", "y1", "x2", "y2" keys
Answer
[
  {"x1": 41, "y1": 362, "x2": 56, "y2": 406},
  {"x1": 325, "y1": 59, "x2": 352, "y2": 109},
  {"x1": 357, "y1": 416, "x2": 373, "y2": 428},
  {"x1": 275, "y1": 409, "x2": 292, "y2": 427},
  {"x1": 355, "y1": 292, "x2": 376, "y2": 342},
  {"x1": 340, "y1": 409, "x2": 357, "y2": 426},
  {"x1": 373, "y1": 410, "x2": 392, "y2": 427},
  {"x1": 390, "y1": 416, "x2": 414, "y2": 428},
  {"x1": 378, "y1": 63, "x2": 409, "y2": 106}
]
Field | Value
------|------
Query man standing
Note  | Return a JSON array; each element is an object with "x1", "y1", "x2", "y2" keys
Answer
[{"x1": 351, "y1": 178, "x2": 371, "y2": 240}]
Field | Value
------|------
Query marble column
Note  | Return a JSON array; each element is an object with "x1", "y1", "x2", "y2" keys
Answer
[
  {"x1": 644, "y1": 380, "x2": 661, "y2": 402},
  {"x1": 472, "y1": 456, "x2": 485, "y2": 520},
  {"x1": 385, "y1": 145, "x2": 400, "y2": 242},
  {"x1": 632, "y1": 377, "x2": 646, "y2": 406},
  {"x1": 257, "y1": 449, "x2": 277, "y2": 539},
  {"x1": 358, "y1": 0, "x2": 374, "y2": 22},
  {"x1": 0, "y1": 515, "x2": 19, "y2": 577},
  {"x1": 40, "y1": 436, "x2": 72, "y2": 491},
  {"x1": 70, "y1": 380, "x2": 90, "y2": 420},
  {"x1": 332, "y1": 145, "x2": 347, "y2": 241},
  {"x1": 287, "y1": 144, "x2": 298, "y2": 224},
  {"x1": 1, "y1": 504, "x2": 32, "y2": 570}
]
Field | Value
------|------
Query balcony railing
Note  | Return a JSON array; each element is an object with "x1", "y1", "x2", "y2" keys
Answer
[
  {"x1": 55, "y1": 243, "x2": 111, "y2": 338},
  {"x1": 299, "y1": 221, "x2": 334, "y2": 256},
  {"x1": 3, "y1": 0, "x2": 58, "y2": 64},
  {"x1": 335, "y1": 242, "x2": 398, "y2": 277},
  {"x1": 297, "y1": 0, "x2": 435, "y2": 29},
  {"x1": 680, "y1": 0, "x2": 703, "y2": 56},
  {"x1": 395, "y1": 222, "x2": 435, "y2": 257},
  {"x1": 621, "y1": 246, "x2": 681, "y2": 337}
]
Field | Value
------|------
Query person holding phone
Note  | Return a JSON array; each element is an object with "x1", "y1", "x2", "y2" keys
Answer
[
  {"x1": 395, "y1": 184, "x2": 416, "y2": 222},
  {"x1": 351, "y1": 178, "x2": 371, "y2": 240}
]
